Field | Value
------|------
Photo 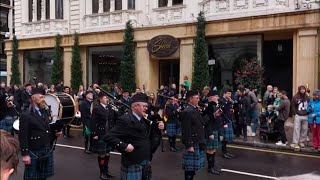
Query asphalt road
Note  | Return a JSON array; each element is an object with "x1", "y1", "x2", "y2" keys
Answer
[{"x1": 10, "y1": 129, "x2": 320, "y2": 180}]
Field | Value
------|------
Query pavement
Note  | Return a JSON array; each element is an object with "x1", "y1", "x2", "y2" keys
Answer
[{"x1": 10, "y1": 129, "x2": 320, "y2": 180}]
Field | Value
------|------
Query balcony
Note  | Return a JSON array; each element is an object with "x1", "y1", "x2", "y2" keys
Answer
[
  {"x1": 81, "y1": 10, "x2": 141, "y2": 33},
  {"x1": 21, "y1": 19, "x2": 68, "y2": 38},
  {"x1": 151, "y1": 5, "x2": 187, "y2": 25}
]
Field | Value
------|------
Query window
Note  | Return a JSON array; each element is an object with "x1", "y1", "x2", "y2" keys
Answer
[
  {"x1": 128, "y1": 0, "x2": 135, "y2": 10},
  {"x1": 55, "y1": 0, "x2": 63, "y2": 19},
  {"x1": 92, "y1": 0, "x2": 99, "y2": 13},
  {"x1": 173, "y1": 0, "x2": 183, "y2": 5},
  {"x1": 3, "y1": 0, "x2": 10, "y2": 5},
  {"x1": 37, "y1": 0, "x2": 41, "y2": 20},
  {"x1": 115, "y1": 0, "x2": 122, "y2": 10},
  {"x1": 103, "y1": 0, "x2": 110, "y2": 12},
  {"x1": 0, "y1": 9, "x2": 9, "y2": 32},
  {"x1": 28, "y1": 0, "x2": 33, "y2": 22},
  {"x1": 46, "y1": 0, "x2": 50, "y2": 19},
  {"x1": 158, "y1": 0, "x2": 168, "y2": 7}
]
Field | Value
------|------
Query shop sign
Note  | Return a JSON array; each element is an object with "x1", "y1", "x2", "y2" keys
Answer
[{"x1": 147, "y1": 35, "x2": 179, "y2": 57}]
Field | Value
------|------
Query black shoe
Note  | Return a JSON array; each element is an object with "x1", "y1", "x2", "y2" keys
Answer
[
  {"x1": 173, "y1": 147, "x2": 180, "y2": 151},
  {"x1": 100, "y1": 173, "x2": 109, "y2": 180},
  {"x1": 170, "y1": 147, "x2": 177, "y2": 152},
  {"x1": 85, "y1": 149, "x2": 92, "y2": 154},
  {"x1": 208, "y1": 168, "x2": 220, "y2": 175},
  {"x1": 222, "y1": 154, "x2": 231, "y2": 159},
  {"x1": 106, "y1": 172, "x2": 114, "y2": 178},
  {"x1": 214, "y1": 167, "x2": 222, "y2": 173},
  {"x1": 226, "y1": 153, "x2": 234, "y2": 158}
]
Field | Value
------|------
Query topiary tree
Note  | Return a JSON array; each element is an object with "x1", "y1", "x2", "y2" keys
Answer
[
  {"x1": 70, "y1": 32, "x2": 83, "y2": 90},
  {"x1": 10, "y1": 35, "x2": 21, "y2": 85},
  {"x1": 51, "y1": 34, "x2": 63, "y2": 85},
  {"x1": 192, "y1": 12, "x2": 209, "y2": 91},
  {"x1": 119, "y1": 21, "x2": 136, "y2": 92}
]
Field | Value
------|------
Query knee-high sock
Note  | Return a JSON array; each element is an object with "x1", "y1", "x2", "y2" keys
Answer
[
  {"x1": 172, "y1": 136, "x2": 176, "y2": 147},
  {"x1": 103, "y1": 155, "x2": 110, "y2": 174},
  {"x1": 97, "y1": 156, "x2": 105, "y2": 173},
  {"x1": 206, "y1": 153, "x2": 213, "y2": 169},
  {"x1": 222, "y1": 141, "x2": 227, "y2": 154}
]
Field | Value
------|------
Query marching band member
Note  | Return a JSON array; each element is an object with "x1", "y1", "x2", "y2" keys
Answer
[
  {"x1": 104, "y1": 93, "x2": 164, "y2": 180},
  {"x1": 203, "y1": 90, "x2": 223, "y2": 175},
  {"x1": 181, "y1": 90, "x2": 206, "y2": 180},
  {"x1": 19, "y1": 87, "x2": 62, "y2": 180},
  {"x1": 62, "y1": 86, "x2": 72, "y2": 138},
  {"x1": 80, "y1": 91, "x2": 94, "y2": 154},
  {"x1": 91, "y1": 92, "x2": 114, "y2": 180}
]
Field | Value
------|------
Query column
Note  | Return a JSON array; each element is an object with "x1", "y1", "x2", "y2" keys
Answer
[
  {"x1": 63, "y1": 47, "x2": 72, "y2": 87},
  {"x1": 110, "y1": 0, "x2": 115, "y2": 12},
  {"x1": 50, "y1": 0, "x2": 55, "y2": 19},
  {"x1": 98, "y1": 0, "x2": 103, "y2": 13},
  {"x1": 8, "y1": 0, "x2": 13, "y2": 35},
  {"x1": 179, "y1": 38, "x2": 194, "y2": 86},
  {"x1": 6, "y1": 51, "x2": 12, "y2": 86},
  {"x1": 293, "y1": 28, "x2": 319, "y2": 95},
  {"x1": 80, "y1": 47, "x2": 88, "y2": 88},
  {"x1": 18, "y1": 52, "x2": 24, "y2": 84},
  {"x1": 32, "y1": 0, "x2": 37, "y2": 21},
  {"x1": 123, "y1": 0, "x2": 128, "y2": 10},
  {"x1": 41, "y1": 0, "x2": 46, "y2": 20}
]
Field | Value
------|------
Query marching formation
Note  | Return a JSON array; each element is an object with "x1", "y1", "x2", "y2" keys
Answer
[{"x1": 1, "y1": 80, "x2": 320, "y2": 180}]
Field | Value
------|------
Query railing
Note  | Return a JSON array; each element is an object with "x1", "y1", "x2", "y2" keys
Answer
[
  {"x1": 151, "y1": 4, "x2": 187, "y2": 25},
  {"x1": 21, "y1": 19, "x2": 68, "y2": 37}
]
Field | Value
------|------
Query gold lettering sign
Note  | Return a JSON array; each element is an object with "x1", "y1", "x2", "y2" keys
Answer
[{"x1": 147, "y1": 35, "x2": 179, "y2": 58}]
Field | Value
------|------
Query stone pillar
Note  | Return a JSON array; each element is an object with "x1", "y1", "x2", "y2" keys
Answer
[
  {"x1": 8, "y1": 0, "x2": 13, "y2": 35},
  {"x1": 80, "y1": 47, "x2": 87, "y2": 88},
  {"x1": 6, "y1": 51, "x2": 12, "y2": 86},
  {"x1": 293, "y1": 28, "x2": 319, "y2": 95},
  {"x1": 32, "y1": 0, "x2": 37, "y2": 21},
  {"x1": 50, "y1": 0, "x2": 55, "y2": 19},
  {"x1": 41, "y1": 0, "x2": 46, "y2": 20},
  {"x1": 63, "y1": 47, "x2": 72, "y2": 87},
  {"x1": 179, "y1": 38, "x2": 194, "y2": 86},
  {"x1": 18, "y1": 52, "x2": 24, "y2": 84},
  {"x1": 98, "y1": 0, "x2": 103, "y2": 13}
]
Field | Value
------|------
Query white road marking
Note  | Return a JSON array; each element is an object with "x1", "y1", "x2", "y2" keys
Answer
[
  {"x1": 221, "y1": 169, "x2": 278, "y2": 179},
  {"x1": 56, "y1": 143, "x2": 279, "y2": 179}
]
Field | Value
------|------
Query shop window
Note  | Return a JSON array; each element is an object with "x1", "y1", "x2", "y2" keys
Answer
[
  {"x1": 158, "y1": 0, "x2": 168, "y2": 7},
  {"x1": 128, "y1": 0, "x2": 135, "y2": 10},
  {"x1": 46, "y1": 0, "x2": 50, "y2": 19},
  {"x1": 103, "y1": 0, "x2": 110, "y2": 12},
  {"x1": 55, "y1": 0, "x2": 63, "y2": 19},
  {"x1": 173, "y1": 0, "x2": 183, "y2": 5},
  {"x1": 115, "y1": 0, "x2": 122, "y2": 10},
  {"x1": 24, "y1": 49, "x2": 55, "y2": 84}
]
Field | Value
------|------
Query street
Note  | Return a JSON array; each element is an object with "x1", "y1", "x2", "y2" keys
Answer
[{"x1": 10, "y1": 129, "x2": 320, "y2": 180}]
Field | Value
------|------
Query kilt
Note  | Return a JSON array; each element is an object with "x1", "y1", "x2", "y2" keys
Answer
[
  {"x1": 24, "y1": 147, "x2": 54, "y2": 180},
  {"x1": 166, "y1": 122, "x2": 178, "y2": 137},
  {"x1": 121, "y1": 160, "x2": 152, "y2": 180},
  {"x1": 91, "y1": 139, "x2": 112, "y2": 155},
  {"x1": 182, "y1": 145, "x2": 205, "y2": 171},
  {"x1": 206, "y1": 130, "x2": 221, "y2": 150},
  {"x1": 0, "y1": 116, "x2": 14, "y2": 133},
  {"x1": 222, "y1": 122, "x2": 234, "y2": 142}
]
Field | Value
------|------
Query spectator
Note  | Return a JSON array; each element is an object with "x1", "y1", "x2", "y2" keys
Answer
[
  {"x1": 307, "y1": 89, "x2": 320, "y2": 151},
  {"x1": 290, "y1": 85, "x2": 310, "y2": 149},
  {"x1": 263, "y1": 85, "x2": 273, "y2": 106},
  {"x1": 266, "y1": 87, "x2": 279, "y2": 105},
  {"x1": 246, "y1": 88, "x2": 258, "y2": 137},
  {"x1": 183, "y1": 76, "x2": 190, "y2": 90},
  {"x1": 21, "y1": 83, "x2": 32, "y2": 111},
  {"x1": 0, "y1": 130, "x2": 19, "y2": 180},
  {"x1": 275, "y1": 91, "x2": 291, "y2": 146},
  {"x1": 49, "y1": 85, "x2": 56, "y2": 94}
]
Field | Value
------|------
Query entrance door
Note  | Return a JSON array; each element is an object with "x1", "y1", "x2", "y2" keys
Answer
[{"x1": 159, "y1": 60, "x2": 179, "y2": 87}]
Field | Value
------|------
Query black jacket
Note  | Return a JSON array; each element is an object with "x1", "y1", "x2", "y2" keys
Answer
[
  {"x1": 19, "y1": 107, "x2": 53, "y2": 156},
  {"x1": 181, "y1": 105, "x2": 205, "y2": 149},
  {"x1": 79, "y1": 99, "x2": 92, "y2": 127},
  {"x1": 104, "y1": 111, "x2": 160, "y2": 166},
  {"x1": 237, "y1": 96, "x2": 251, "y2": 124},
  {"x1": 91, "y1": 104, "x2": 113, "y2": 138},
  {"x1": 203, "y1": 101, "x2": 223, "y2": 137},
  {"x1": 219, "y1": 97, "x2": 234, "y2": 124},
  {"x1": 165, "y1": 103, "x2": 179, "y2": 123},
  {"x1": 21, "y1": 90, "x2": 31, "y2": 111}
]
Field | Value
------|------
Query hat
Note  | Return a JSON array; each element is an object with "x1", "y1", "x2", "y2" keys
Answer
[
  {"x1": 122, "y1": 89, "x2": 129, "y2": 93},
  {"x1": 207, "y1": 90, "x2": 219, "y2": 97},
  {"x1": 186, "y1": 90, "x2": 199, "y2": 99},
  {"x1": 85, "y1": 91, "x2": 94, "y2": 96},
  {"x1": 97, "y1": 92, "x2": 107, "y2": 98},
  {"x1": 313, "y1": 89, "x2": 320, "y2": 96},
  {"x1": 31, "y1": 87, "x2": 46, "y2": 95},
  {"x1": 130, "y1": 93, "x2": 148, "y2": 104}
]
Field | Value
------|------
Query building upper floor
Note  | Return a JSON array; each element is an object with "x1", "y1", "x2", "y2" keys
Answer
[{"x1": 13, "y1": 0, "x2": 320, "y2": 39}]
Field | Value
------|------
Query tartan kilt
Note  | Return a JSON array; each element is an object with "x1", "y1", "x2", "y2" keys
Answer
[
  {"x1": 166, "y1": 122, "x2": 178, "y2": 137},
  {"x1": 0, "y1": 116, "x2": 14, "y2": 133},
  {"x1": 91, "y1": 139, "x2": 112, "y2": 155},
  {"x1": 206, "y1": 130, "x2": 221, "y2": 150},
  {"x1": 121, "y1": 160, "x2": 152, "y2": 180},
  {"x1": 222, "y1": 122, "x2": 234, "y2": 142},
  {"x1": 24, "y1": 147, "x2": 54, "y2": 180},
  {"x1": 182, "y1": 145, "x2": 205, "y2": 171}
]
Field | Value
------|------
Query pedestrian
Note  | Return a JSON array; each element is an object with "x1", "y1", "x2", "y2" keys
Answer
[
  {"x1": 203, "y1": 90, "x2": 223, "y2": 175},
  {"x1": 290, "y1": 85, "x2": 310, "y2": 149},
  {"x1": 236, "y1": 86, "x2": 251, "y2": 141},
  {"x1": 181, "y1": 90, "x2": 205, "y2": 180},
  {"x1": 104, "y1": 93, "x2": 164, "y2": 180},
  {"x1": 246, "y1": 88, "x2": 258, "y2": 137},
  {"x1": 91, "y1": 92, "x2": 114, "y2": 179},
  {"x1": 0, "y1": 130, "x2": 19, "y2": 180},
  {"x1": 19, "y1": 87, "x2": 63, "y2": 179},
  {"x1": 307, "y1": 89, "x2": 320, "y2": 151},
  {"x1": 275, "y1": 90, "x2": 291, "y2": 146}
]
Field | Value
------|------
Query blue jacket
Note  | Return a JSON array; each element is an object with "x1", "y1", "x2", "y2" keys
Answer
[{"x1": 307, "y1": 100, "x2": 320, "y2": 124}]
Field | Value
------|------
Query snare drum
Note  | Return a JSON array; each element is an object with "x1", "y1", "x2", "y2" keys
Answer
[{"x1": 45, "y1": 93, "x2": 76, "y2": 125}]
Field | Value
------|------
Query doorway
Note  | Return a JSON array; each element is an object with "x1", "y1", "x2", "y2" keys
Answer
[{"x1": 159, "y1": 60, "x2": 179, "y2": 87}]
